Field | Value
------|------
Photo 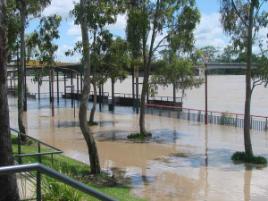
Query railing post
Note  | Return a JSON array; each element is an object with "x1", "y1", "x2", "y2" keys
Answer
[
  {"x1": 265, "y1": 118, "x2": 268, "y2": 131},
  {"x1": 37, "y1": 141, "x2": 42, "y2": 201},
  {"x1": 36, "y1": 171, "x2": 41, "y2": 201},
  {"x1": 18, "y1": 132, "x2": 22, "y2": 164},
  {"x1": 187, "y1": 109, "x2": 190, "y2": 121},
  {"x1": 235, "y1": 114, "x2": 238, "y2": 127}
]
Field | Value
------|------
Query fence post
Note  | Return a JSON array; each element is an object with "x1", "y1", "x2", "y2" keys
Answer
[
  {"x1": 36, "y1": 142, "x2": 42, "y2": 201},
  {"x1": 235, "y1": 114, "x2": 238, "y2": 128},
  {"x1": 18, "y1": 132, "x2": 22, "y2": 164},
  {"x1": 265, "y1": 118, "x2": 268, "y2": 131}
]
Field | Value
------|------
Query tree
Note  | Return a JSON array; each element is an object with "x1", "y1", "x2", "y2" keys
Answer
[
  {"x1": 0, "y1": 0, "x2": 20, "y2": 200},
  {"x1": 220, "y1": 0, "x2": 268, "y2": 157},
  {"x1": 151, "y1": 57, "x2": 202, "y2": 104},
  {"x1": 35, "y1": 15, "x2": 61, "y2": 116},
  {"x1": 199, "y1": 46, "x2": 219, "y2": 62},
  {"x1": 74, "y1": 0, "x2": 101, "y2": 174},
  {"x1": 127, "y1": 0, "x2": 200, "y2": 136},
  {"x1": 104, "y1": 37, "x2": 129, "y2": 111},
  {"x1": 16, "y1": 0, "x2": 51, "y2": 137}
]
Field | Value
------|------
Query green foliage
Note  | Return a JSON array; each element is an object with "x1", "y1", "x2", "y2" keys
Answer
[
  {"x1": 36, "y1": 15, "x2": 62, "y2": 66},
  {"x1": 151, "y1": 57, "x2": 202, "y2": 99},
  {"x1": 220, "y1": 0, "x2": 268, "y2": 51},
  {"x1": 127, "y1": 132, "x2": 152, "y2": 140},
  {"x1": 232, "y1": 151, "x2": 267, "y2": 165},
  {"x1": 42, "y1": 178, "x2": 83, "y2": 201}
]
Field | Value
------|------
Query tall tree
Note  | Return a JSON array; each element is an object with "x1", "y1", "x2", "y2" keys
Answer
[
  {"x1": 151, "y1": 57, "x2": 203, "y2": 105},
  {"x1": 220, "y1": 0, "x2": 268, "y2": 157},
  {"x1": 0, "y1": 0, "x2": 20, "y2": 200},
  {"x1": 35, "y1": 15, "x2": 61, "y2": 116},
  {"x1": 127, "y1": 0, "x2": 200, "y2": 136},
  {"x1": 75, "y1": 0, "x2": 101, "y2": 174},
  {"x1": 16, "y1": 0, "x2": 51, "y2": 137},
  {"x1": 104, "y1": 37, "x2": 129, "y2": 110}
]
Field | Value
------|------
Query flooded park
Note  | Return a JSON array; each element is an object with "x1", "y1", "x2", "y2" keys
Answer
[
  {"x1": 1, "y1": 0, "x2": 268, "y2": 200},
  {"x1": 8, "y1": 75, "x2": 268, "y2": 201}
]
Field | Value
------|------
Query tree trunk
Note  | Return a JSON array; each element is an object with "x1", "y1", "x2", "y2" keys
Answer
[
  {"x1": 139, "y1": 0, "x2": 160, "y2": 136},
  {"x1": 18, "y1": 0, "x2": 26, "y2": 138},
  {"x1": 243, "y1": 2, "x2": 254, "y2": 157},
  {"x1": 111, "y1": 78, "x2": 115, "y2": 110},
  {"x1": 79, "y1": 0, "x2": 100, "y2": 174},
  {"x1": 173, "y1": 83, "x2": 176, "y2": 103},
  {"x1": 89, "y1": 81, "x2": 97, "y2": 123},
  {"x1": 0, "y1": 1, "x2": 20, "y2": 199}
]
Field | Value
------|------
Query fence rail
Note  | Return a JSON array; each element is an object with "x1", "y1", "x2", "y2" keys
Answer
[
  {"x1": 0, "y1": 163, "x2": 117, "y2": 201},
  {"x1": 145, "y1": 104, "x2": 268, "y2": 131}
]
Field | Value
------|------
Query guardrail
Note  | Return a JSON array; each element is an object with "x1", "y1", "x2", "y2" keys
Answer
[
  {"x1": 145, "y1": 104, "x2": 268, "y2": 131},
  {"x1": 10, "y1": 128, "x2": 63, "y2": 165},
  {"x1": 0, "y1": 163, "x2": 117, "y2": 201}
]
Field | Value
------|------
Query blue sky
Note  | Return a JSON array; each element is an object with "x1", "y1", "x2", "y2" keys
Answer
[{"x1": 26, "y1": 0, "x2": 265, "y2": 62}]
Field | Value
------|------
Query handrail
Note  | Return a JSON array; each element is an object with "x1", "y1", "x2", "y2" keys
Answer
[
  {"x1": 10, "y1": 128, "x2": 63, "y2": 153},
  {"x1": 0, "y1": 163, "x2": 117, "y2": 201},
  {"x1": 145, "y1": 103, "x2": 268, "y2": 119}
]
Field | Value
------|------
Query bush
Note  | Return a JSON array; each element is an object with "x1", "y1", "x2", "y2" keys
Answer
[
  {"x1": 231, "y1": 152, "x2": 267, "y2": 165},
  {"x1": 127, "y1": 132, "x2": 152, "y2": 140}
]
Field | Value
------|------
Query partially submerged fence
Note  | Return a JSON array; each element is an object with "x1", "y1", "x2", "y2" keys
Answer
[{"x1": 145, "y1": 104, "x2": 268, "y2": 132}]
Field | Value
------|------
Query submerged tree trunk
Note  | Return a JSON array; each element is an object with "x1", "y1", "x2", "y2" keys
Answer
[
  {"x1": 0, "y1": 1, "x2": 20, "y2": 199},
  {"x1": 243, "y1": 3, "x2": 254, "y2": 157},
  {"x1": 89, "y1": 81, "x2": 97, "y2": 123},
  {"x1": 79, "y1": 0, "x2": 100, "y2": 174},
  {"x1": 18, "y1": 0, "x2": 26, "y2": 137},
  {"x1": 139, "y1": 0, "x2": 159, "y2": 136}
]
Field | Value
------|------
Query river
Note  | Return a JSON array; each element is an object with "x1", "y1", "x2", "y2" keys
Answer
[{"x1": 22, "y1": 75, "x2": 268, "y2": 116}]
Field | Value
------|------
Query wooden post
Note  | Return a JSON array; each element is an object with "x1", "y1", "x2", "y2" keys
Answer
[
  {"x1": 51, "y1": 69, "x2": 55, "y2": 117},
  {"x1": 76, "y1": 73, "x2": 79, "y2": 94},
  {"x1": 56, "y1": 71, "x2": 59, "y2": 105},
  {"x1": 63, "y1": 73, "x2": 66, "y2": 95},
  {"x1": 205, "y1": 67, "x2": 208, "y2": 125},
  {"x1": 71, "y1": 73, "x2": 74, "y2": 108}
]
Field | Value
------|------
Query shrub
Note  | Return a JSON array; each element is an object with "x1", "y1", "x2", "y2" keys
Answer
[{"x1": 231, "y1": 152, "x2": 267, "y2": 165}]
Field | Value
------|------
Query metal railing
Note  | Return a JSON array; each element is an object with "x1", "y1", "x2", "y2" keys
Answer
[
  {"x1": 145, "y1": 104, "x2": 268, "y2": 131},
  {"x1": 11, "y1": 128, "x2": 63, "y2": 165},
  {"x1": 0, "y1": 163, "x2": 117, "y2": 201}
]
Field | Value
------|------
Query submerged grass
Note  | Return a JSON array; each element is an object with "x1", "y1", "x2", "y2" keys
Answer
[
  {"x1": 127, "y1": 132, "x2": 152, "y2": 140},
  {"x1": 231, "y1": 151, "x2": 267, "y2": 165},
  {"x1": 12, "y1": 135, "x2": 145, "y2": 201}
]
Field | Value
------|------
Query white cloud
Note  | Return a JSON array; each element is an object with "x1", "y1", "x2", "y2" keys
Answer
[
  {"x1": 194, "y1": 12, "x2": 229, "y2": 50},
  {"x1": 42, "y1": 0, "x2": 79, "y2": 18},
  {"x1": 55, "y1": 44, "x2": 80, "y2": 63}
]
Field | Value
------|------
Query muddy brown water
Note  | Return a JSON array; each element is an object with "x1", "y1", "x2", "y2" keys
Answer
[{"x1": 8, "y1": 97, "x2": 268, "y2": 201}]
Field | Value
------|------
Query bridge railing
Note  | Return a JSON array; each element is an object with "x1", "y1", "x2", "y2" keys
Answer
[{"x1": 145, "y1": 104, "x2": 268, "y2": 131}]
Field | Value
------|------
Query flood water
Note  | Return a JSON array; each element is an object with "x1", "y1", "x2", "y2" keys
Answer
[
  {"x1": 8, "y1": 96, "x2": 268, "y2": 201},
  {"x1": 22, "y1": 75, "x2": 268, "y2": 116}
]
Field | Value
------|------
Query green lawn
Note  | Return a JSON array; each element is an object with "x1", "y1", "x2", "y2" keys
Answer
[{"x1": 12, "y1": 135, "x2": 146, "y2": 201}]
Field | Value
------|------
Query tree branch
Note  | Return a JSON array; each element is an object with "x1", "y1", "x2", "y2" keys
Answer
[{"x1": 231, "y1": 0, "x2": 248, "y2": 27}]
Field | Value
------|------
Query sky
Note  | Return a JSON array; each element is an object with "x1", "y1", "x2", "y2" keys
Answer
[{"x1": 26, "y1": 0, "x2": 266, "y2": 63}]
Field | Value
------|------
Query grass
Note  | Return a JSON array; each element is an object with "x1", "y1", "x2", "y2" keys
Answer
[
  {"x1": 11, "y1": 135, "x2": 146, "y2": 201},
  {"x1": 127, "y1": 132, "x2": 152, "y2": 140},
  {"x1": 231, "y1": 151, "x2": 267, "y2": 165}
]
